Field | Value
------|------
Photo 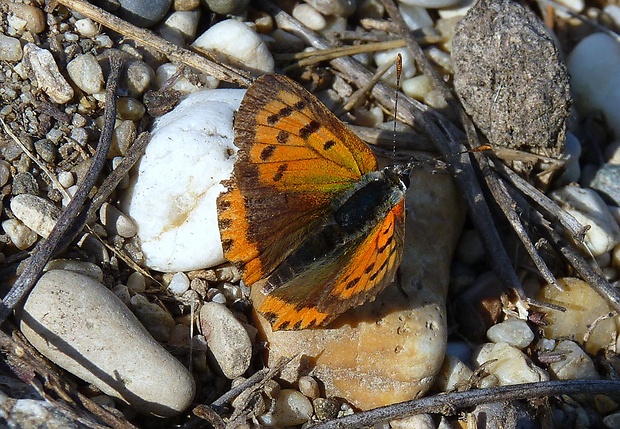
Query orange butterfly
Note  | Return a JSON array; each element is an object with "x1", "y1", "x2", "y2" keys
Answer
[{"x1": 217, "y1": 75, "x2": 410, "y2": 331}]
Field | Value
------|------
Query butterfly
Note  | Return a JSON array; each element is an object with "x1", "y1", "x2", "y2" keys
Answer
[{"x1": 217, "y1": 74, "x2": 411, "y2": 331}]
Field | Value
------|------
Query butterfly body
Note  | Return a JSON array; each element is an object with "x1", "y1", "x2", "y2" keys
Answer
[{"x1": 217, "y1": 75, "x2": 410, "y2": 330}]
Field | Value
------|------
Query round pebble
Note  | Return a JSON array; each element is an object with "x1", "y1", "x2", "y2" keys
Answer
[
  {"x1": 304, "y1": 0, "x2": 356, "y2": 17},
  {"x1": 0, "y1": 160, "x2": 11, "y2": 187},
  {"x1": 298, "y1": 376, "x2": 320, "y2": 399},
  {"x1": 10, "y1": 194, "x2": 61, "y2": 238},
  {"x1": 192, "y1": 19, "x2": 275, "y2": 76},
  {"x1": 2, "y1": 218, "x2": 37, "y2": 250},
  {"x1": 202, "y1": 0, "x2": 249, "y2": 14},
  {"x1": 433, "y1": 354, "x2": 473, "y2": 392},
  {"x1": 551, "y1": 184, "x2": 620, "y2": 256},
  {"x1": 130, "y1": 294, "x2": 176, "y2": 342},
  {"x1": 568, "y1": 33, "x2": 620, "y2": 139},
  {"x1": 127, "y1": 272, "x2": 146, "y2": 293},
  {"x1": 7, "y1": 3, "x2": 46, "y2": 34},
  {"x1": 402, "y1": 74, "x2": 433, "y2": 101},
  {"x1": 160, "y1": 10, "x2": 200, "y2": 42},
  {"x1": 547, "y1": 340, "x2": 599, "y2": 381},
  {"x1": 117, "y1": 0, "x2": 172, "y2": 27},
  {"x1": 390, "y1": 414, "x2": 435, "y2": 429},
  {"x1": 116, "y1": 97, "x2": 146, "y2": 120},
  {"x1": 168, "y1": 272, "x2": 190, "y2": 295},
  {"x1": 123, "y1": 60, "x2": 154, "y2": 97},
  {"x1": 74, "y1": 18, "x2": 99, "y2": 37},
  {"x1": 67, "y1": 53, "x2": 104, "y2": 95},
  {"x1": 472, "y1": 342, "x2": 549, "y2": 385},
  {"x1": 121, "y1": 88, "x2": 244, "y2": 272},
  {"x1": 100, "y1": 202, "x2": 137, "y2": 238},
  {"x1": 23, "y1": 44, "x2": 74, "y2": 104},
  {"x1": 199, "y1": 302, "x2": 252, "y2": 379},
  {"x1": 292, "y1": 3, "x2": 327, "y2": 31},
  {"x1": 0, "y1": 34, "x2": 23, "y2": 62},
  {"x1": 43, "y1": 259, "x2": 104, "y2": 282},
  {"x1": 19, "y1": 270, "x2": 195, "y2": 417},
  {"x1": 264, "y1": 389, "x2": 313, "y2": 427},
  {"x1": 486, "y1": 318, "x2": 534, "y2": 349}
]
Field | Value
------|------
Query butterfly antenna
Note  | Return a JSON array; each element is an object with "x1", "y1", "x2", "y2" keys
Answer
[{"x1": 392, "y1": 53, "x2": 403, "y2": 160}]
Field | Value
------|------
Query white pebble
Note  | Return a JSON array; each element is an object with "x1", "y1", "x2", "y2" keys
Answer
[
  {"x1": 57, "y1": 171, "x2": 74, "y2": 188},
  {"x1": 374, "y1": 47, "x2": 416, "y2": 83},
  {"x1": 192, "y1": 19, "x2": 274, "y2": 76},
  {"x1": 168, "y1": 272, "x2": 190, "y2": 295},
  {"x1": 155, "y1": 63, "x2": 204, "y2": 94},
  {"x1": 210, "y1": 291, "x2": 227, "y2": 304},
  {"x1": 390, "y1": 414, "x2": 435, "y2": 429},
  {"x1": 402, "y1": 74, "x2": 433, "y2": 101},
  {"x1": 472, "y1": 342, "x2": 549, "y2": 385},
  {"x1": 127, "y1": 272, "x2": 146, "y2": 293},
  {"x1": 74, "y1": 18, "x2": 99, "y2": 37},
  {"x1": 44, "y1": 259, "x2": 103, "y2": 282},
  {"x1": 551, "y1": 184, "x2": 620, "y2": 256},
  {"x1": 67, "y1": 53, "x2": 104, "y2": 95},
  {"x1": 2, "y1": 218, "x2": 37, "y2": 250},
  {"x1": 433, "y1": 354, "x2": 473, "y2": 392},
  {"x1": 486, "y1": 319, "x2": 534, "y2": 349},
  {"x1": 199, "y1": 302, "x2": 252, "y2": 379},
  {"x1": 266, "y1": 389, "x2": 313, "y2": 427},
  {"x1": 130, "y1": 294, "x2": 175, "y2": 342},
  {"x1": 99, "y1": 202, "x2": 137, "y2": 238},
  {"x1": 547, "y1": 340, "x2": 599, "y2": 380},
  {"x1": 568, "y1": 33, "x2": 620, "y2": 138},
  {"x1": 160, "y1": 10, "x2": 201, "y2": 42},
  {"x1": 292, "y1": 4, "x2": 326, "y2": 31},
  {"x1": 298, "y1": 376, "x2": 320, "y2": 399},
  {"x1": 20, "y1": 270, "x2": 195, "y2": 417},
  {"x1": 23, "y1": 44, "x2": 74, "y2": 104},
  {"x1": 0, "y1": 34, "x2": 23, "y2": 62},
  {"x1": 398, "y1": 3, "x2": 434, "y2": 31},
  {"x1": 121, "y1": 88, "x2": 244, "y2": 272},
  {"x1": 10, "y1": 194, "x2": 61, "y2": 238}
]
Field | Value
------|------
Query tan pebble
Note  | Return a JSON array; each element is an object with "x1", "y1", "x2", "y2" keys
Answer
[
  {"x1": 127, "y1": 272, "x2": 146, "y2": 293},
  {"x1": 298, "y1": 376, "x2": 320, "y2": 399},
  {"x1": 486, "y1": 318, "x2": 534, "y2": 349},
  {"x1": 116, "y1": 97, "x2": 146, "y2": 120},
  {"x1": 292, "y1": 3, "x2": 326, "y2": 31},
  {"x1": 473, "y1": 342, "x2": 549, "y2": 385},
  {"x1": 537, "y1": 277, "x2": 619, "y2": 354},
  {"x1": 130, "y1": 294, "x2": 175, "y2": 342},
  {"x1": 304, "y1": 0, "x2": 356, "y2": 16},
  {"x1": 44, "y1": 259, "x2": 103, "y2": 282},
  {"x1": 19, "y1": 270, "x2": 195, "y2": 417},
  {"x1": 174, "y1": 0, "x2": 200, "y2": 10},
  {"x1": 8, "y1": 3, "x2": 46, "y2": 34},
  {"x1": 123, "y1": 60, "x2": 154, "y2": 97},
  {"x1": 199, "y1": 302, "x2": 252, "y2": 379},
  {"x1": 111, "y1": 119, "x2": 136, "y2": 157},
  {"x1": 402, "y1": 75, "x2": 433, "y2": 102},
  {"x1": 433, "y1": 354, "x2": 473, "y2": 392},
  {"x1": 100, "y1": 202, "x2": 137, "y2": 238},
  {"x1": 10, "y1": 192, "x2": 61, "y2": 239},
  {"x1": 2, "y1": 218, "x2": 37, "y2": 250},
  {"x1": 263, "y1": 379, "x2": 280, "y2": 399},
  {"x1": 23, "y1": 44, "x2": 74, "y2": 104},
  {"x1": 67, "y1": 53, "x2": 104, "y2": 94},
  {"x1": 547, "y1": 340, "x2": 599, "y2": 380},
  {"x1": 269, "y1": 389, "x2": 313, "y2": 427},
  {"x1": 390, "y1": 414, "x2": 435, "y2": 429}
]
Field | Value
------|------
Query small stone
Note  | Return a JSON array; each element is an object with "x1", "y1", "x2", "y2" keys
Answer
[
  {"x1": 123, "y1": 60, "x2": 154, "y2": 97},
  {"x1": 2, "y1": 218, "x2": 37, "y2": 250},
  {"x1": 74, "y1": 18, "x2": 99, "y2": 37},
  {"x1": 0, "y1": 160, "x2": 11, "y2": 187},
  {"x1": 44, "y1": 259, "x2": 104, "y2": 282},
  {"x1": 10, "y1": 194, "x2": 61, "y2": 238},
  {"x1": 390, "y1": 414, "x2": 435, "y2": 429},
  {"x1": 112, "y1": 284, "x2": 131, "y2": 305},
  {"x1": 23, "y1": 44, "x2": 74, "y2": 104},
  {"x1": 374, "y1": 47, "x2": 416, "y2": 83},
  {"x1": 130, "y1": 294, "x2": 176, "y2": 342},
  {"x1": 486, "y1": 318, "x2": 534, "y2": 349},
  {"x1": 201, "y1": 0, "x2": 249, "y2": 15},
  {"x1": 551, "y1": 184, "x2": 620, "y2": 256},
  {"x1": 0, "y1": 34, "x2": 23, "y2": 62},
  {"x1": 264, "y1": 389, "x2": 313, "y2": 427},
  {"x1": 587, "y1": 164, "x2": 620, "y2": 207},
  {"x1": 20, "y1": 270, "x2": 195, "y2": 417},
  {"x1": 34, "y1": 139, "x2": 57, "y2": 163},
  {"x1": 399, "y1": 3, "x2": 434, "y2": 31},
  {"x1": 199, "y1": 302, "x2": 252, "y2": 379},
  {"x1": 192, "y1": 19, "x2": 274, "y2": 76},
  {"x1": 117, "y1": 0, "x2": 172, "y2": 27},
  {"x1": 67, "y1": 53, "x2": 104, "y2": 95},
  {"x1": 547, "y1": 340, "x2": 599, "y2": 380},
  {"x1": 168, "y1": 272, "x2": 190, "y2": 295},
  {"x1": 127, "y1": 272, "x2": 146, "y2": 293},
  {"x1": 304, "y1": 0, "x2": 356, "y2": 17},
  {"x1": 472, "y1": 342, "x2": 549, "y2": 385},
  {"x1": 292, "y1": 4, "x2": 327, "y2": 31},
  {"x1": 604, "y1": 412, "x2": 620, "y2": 429},
  {"x1": 537, "y1": 277, "x2": 618, "y2": 354},
  {"x1": 433, "y1": 354, "x2": 473, "y2": 392},
  {"x1": 174, "y1": 0, "x2": 200, "y2": 10},
  {"x1": 11, "y1": 172, "x2": 39, "y2": 196},
  {"x1": 111, "y1": 120, "x2": 136, "y2": 157},
  {"x1": 116, "y1": 97, "x2": 146, "y2": 120},
  {"x1": 121, "y1": 88, "x2": 244, "y2": 272},
  {"x1": 313, "y1": 398, "x2": 340, "y2": 421},
  {"x1": 160, "y1": 10, "x2": 200, "y2": 42},
  {"x1": 7, "y1": 3, "x2": 46, "y2": 34},
  {"x1": 298, "y1": 376, "x2": 320, "y2": 399},
  {"x1": 568, "y1": 33, "x2": 620, "y2": 138},
  {"x1": 100, "y1": 202, "x2": 137, "y2": 238},
  {"x1": 402, "y1": 74, "x2": 433, "y2": 101}
]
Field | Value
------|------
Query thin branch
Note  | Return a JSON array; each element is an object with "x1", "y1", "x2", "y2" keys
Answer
[
  {"x1": 311, "y1": 380, "x2": 620, "y2": 429},
  {"x1": 0, "y1": 54, "x2": 124, "y2": 324}
]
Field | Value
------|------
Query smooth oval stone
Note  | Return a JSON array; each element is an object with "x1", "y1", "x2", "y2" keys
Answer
[{"x1": 19, "y1": 270, "x2": 195, "y2": 417}]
